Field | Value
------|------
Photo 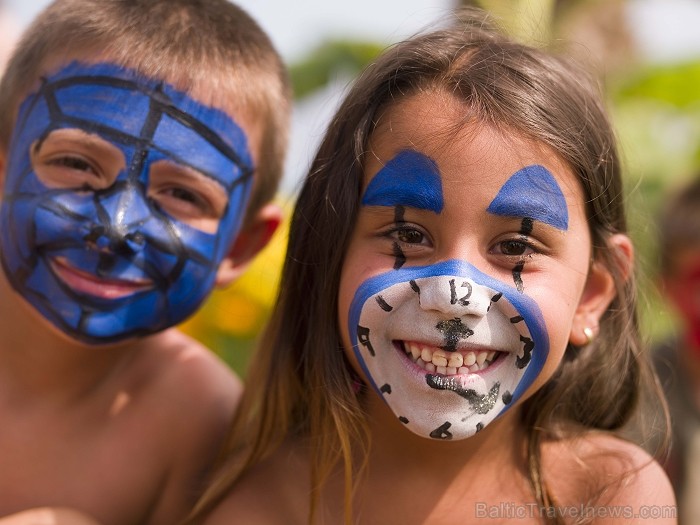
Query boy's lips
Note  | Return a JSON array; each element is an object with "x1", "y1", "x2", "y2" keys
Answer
[{"x1": 49, "y1": 256, "x2": 153, "y2": 299}]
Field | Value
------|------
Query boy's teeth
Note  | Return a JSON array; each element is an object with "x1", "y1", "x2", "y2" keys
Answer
[{"x1": 403, "y1": 343, "x2": 499, "y2": 376}]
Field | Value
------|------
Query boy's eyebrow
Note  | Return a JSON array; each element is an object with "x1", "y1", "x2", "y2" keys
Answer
[
  {"x1": 361, "y1": 149, "x2": 443, "y2": 213},
  {"x1": 486, "y1": 165, "x2": 569, "y2": 231}
]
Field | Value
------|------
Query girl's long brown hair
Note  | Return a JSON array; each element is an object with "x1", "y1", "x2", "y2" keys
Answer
[{"x1": 191, "y1": 9, "x2": 665, "y2": 524}]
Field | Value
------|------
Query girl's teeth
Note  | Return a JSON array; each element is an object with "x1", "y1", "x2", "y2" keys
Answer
[
  {"x1": 448, "y1": 353, "x2": 463, "y2": 368},
  {"x1": 432, "y1": 349, "x2": 448, "y2": 367},
  {"x1": 403, "y1": 343, "x2": 500, "y2": 376}
]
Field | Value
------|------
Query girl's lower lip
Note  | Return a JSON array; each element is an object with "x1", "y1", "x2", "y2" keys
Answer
[{"x1": 49, "y1": 257, "x2": 153, "y2": 299}]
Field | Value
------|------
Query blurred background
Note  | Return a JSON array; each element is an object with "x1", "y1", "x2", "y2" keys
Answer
[{"x1": 2, "y1": 0, "x2": 699, "y2": 374}]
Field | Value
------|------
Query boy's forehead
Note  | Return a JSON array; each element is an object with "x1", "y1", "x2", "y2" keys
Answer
[{"x1": 20, "y1": 61, "x2": 255, "y2": 185}]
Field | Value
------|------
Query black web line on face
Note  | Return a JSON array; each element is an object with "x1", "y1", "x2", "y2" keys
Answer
[
  {"x1": 43, "y1": 74, "x2": 255, "y2": 182},
  {"x1": 511, "y1": 217, "x2": 533, "y2": 293},
  {"x1": 5, "y1": 74, "x2": 254, "y2": 341}
]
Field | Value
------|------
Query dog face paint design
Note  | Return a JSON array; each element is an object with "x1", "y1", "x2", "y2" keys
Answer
[
  {"x1": 346, "y1": 150, "x2": 569, "y2": 440},
  {"x1": 0, "y1": 62, "x2": 254, "y2": 343}
]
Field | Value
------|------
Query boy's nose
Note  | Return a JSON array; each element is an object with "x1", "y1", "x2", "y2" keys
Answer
[
  {"x1": 417, "y1": 275, "x2": 494, "y2": 318},
  {"x1": 87, "y1": 185, "x2": 152, "y2": 254}
]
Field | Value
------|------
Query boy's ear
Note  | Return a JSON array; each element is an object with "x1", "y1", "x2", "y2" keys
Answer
[
  {"x1": 214, "y1": 202, "x2": 282, "y2": 288},
  {"x1": 570, "y1": 234, "x2": 634, "y2": 345}
]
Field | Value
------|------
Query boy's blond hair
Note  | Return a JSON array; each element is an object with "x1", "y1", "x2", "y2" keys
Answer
[{"x1": 0, "y1": 0, "x2": 291, "y2": 221}]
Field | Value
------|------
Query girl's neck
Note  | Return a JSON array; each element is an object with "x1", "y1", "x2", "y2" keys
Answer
[{"x1": 318, "y1": 396, "x2": 531, "y2": 524}]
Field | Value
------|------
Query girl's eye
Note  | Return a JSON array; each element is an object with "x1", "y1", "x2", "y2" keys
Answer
[
  {"x1": 493, "y1": 239, "x2": 535, "y2": 257},
  {"x1": 396, "y1": 228, "x2": 425, "y2": 244}
]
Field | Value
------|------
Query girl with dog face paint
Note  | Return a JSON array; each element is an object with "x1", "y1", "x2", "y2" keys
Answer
[{"x1": 338, "y1": 91, "x2": 609, "y2": 441}]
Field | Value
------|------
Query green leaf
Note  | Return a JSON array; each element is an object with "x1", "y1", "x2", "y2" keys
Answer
[{"x1": 289, "y1": 40, "x2": 386, "y2": 99}]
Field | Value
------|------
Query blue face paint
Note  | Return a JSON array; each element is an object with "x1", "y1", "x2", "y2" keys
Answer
[
  {"x1": 0, "y1": 61, "x2": 254, "y2": 344},
  {"x1": 361, "y1": 150, "x2": 443, "y2": 213},
  {"x1": 348, "y1": 259, "x2": 549, "y2": 440},
  {"x1": 486, "y1": 165, "x2": 568, "y2": 231}
]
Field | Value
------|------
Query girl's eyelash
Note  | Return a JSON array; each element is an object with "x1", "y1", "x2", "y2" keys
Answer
[
  {"x1": 381, "y1": 224, "x2": 430, "y2": 245},
  {"x1": 491, "y1": 235, "x2": 541, "y2": 261}
]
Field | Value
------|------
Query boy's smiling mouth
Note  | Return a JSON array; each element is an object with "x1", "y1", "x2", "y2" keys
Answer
[
  {"x1": 49, "y1": 256, "x2": 153, "y2": 299},
  {"x1": 398, "y1": 341, "x2": 502, "y2": 375}
]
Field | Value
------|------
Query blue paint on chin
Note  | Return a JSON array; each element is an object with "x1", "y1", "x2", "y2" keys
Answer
[
  {"x1": 486, "y1": 165, "x2": 569, "y2": 231},
  {"x1": 361, "y1": 149, "x2": 443, "y2": 213}
]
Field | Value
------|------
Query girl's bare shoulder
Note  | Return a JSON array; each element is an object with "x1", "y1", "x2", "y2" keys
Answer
[
  {"x1": 542, "y1": 431, "x2": 677, "y2": 523},
  {"x1": 203, "y1": 439, "x2": 310, "y2": 525}
]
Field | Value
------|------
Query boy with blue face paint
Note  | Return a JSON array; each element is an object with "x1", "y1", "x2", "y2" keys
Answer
[{"x1": 0, "y1": 0, "x2": 290, "y2": 523}]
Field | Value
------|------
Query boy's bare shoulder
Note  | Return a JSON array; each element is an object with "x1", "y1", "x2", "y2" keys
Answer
[
  {"x1": 203, "y1": 439, "x2": 309, "y2": 525},
  {"x1": 115, "y1": 329, "x2": 243, "y2": 522},
  {"x1": 125, "y1": 328, "x2": 243, "y2": 451},
  {"x1": 133, "y1": 328, "x2": 242, "y2": 411},
  {"x1": 543, "y1": 431, "x2": 677, "y2": 523}
]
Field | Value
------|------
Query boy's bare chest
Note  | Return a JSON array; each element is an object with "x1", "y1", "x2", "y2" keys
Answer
[{"x1": 0, "y1": 399, "x2": 166, "y2": 525}]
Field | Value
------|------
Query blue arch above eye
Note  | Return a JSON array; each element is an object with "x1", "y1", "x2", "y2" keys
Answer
[
  {"x1": 362, "y1": 149, "x2": 443, "y2": 213},
  {"x1": 487, "y1": 165, "x2": 569, "y2": 231}
]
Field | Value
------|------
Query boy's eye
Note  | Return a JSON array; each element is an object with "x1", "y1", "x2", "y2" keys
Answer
[
  {"x1": 30, "y1": 129, "x2": 125, "y2": 190},
  {"x1": 165, "y1": 187, "x2": 200, "y2": 205},
  {"x1": 49, "y1": 156, "x2": 97, "y2": 174},
  {"x1": 148, "y1": 160, "x2": 228, "y2": 234}
]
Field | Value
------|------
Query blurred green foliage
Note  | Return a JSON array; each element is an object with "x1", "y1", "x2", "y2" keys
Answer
[
  {"x1": 289, "y1": 40, "x2": 386, "y2": 99},
  {"x1": 611, "y1": 59, "x2": 700, "y2": 341}
]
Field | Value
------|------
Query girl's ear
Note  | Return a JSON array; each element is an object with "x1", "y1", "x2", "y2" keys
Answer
[
  {"x1": 214, "y1": 202, "x2": 282, "y2": 288},
  {"x1": 570, "y1": 234, "x2": 634, "y2": 345}
]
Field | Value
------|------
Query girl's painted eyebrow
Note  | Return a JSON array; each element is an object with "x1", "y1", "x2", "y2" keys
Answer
[
  {"x1": 486, "y1": 165, "x2": 569, "y2": 231},
  {"x1": 362, "y1": 149, "x2": 444, "y2": 213}
]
